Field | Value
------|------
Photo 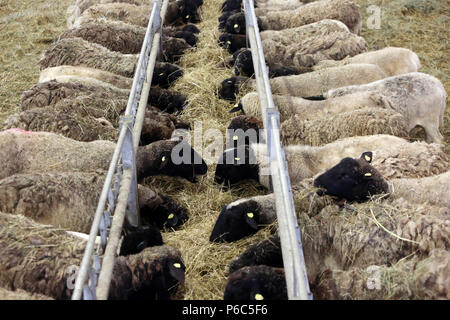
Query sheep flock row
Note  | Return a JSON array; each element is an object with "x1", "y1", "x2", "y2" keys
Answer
[{"x1": 0, "y1": 0, "x2": 448, "y2": 300}]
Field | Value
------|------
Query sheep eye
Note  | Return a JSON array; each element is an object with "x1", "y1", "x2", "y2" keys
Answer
[
  {"x1": 254, "y1": 293, "x2": 264, "y2": 300},
  {"x1": 173, "y1": 263, "x2": 181, "y2": 268},
  {"x1": 168, "y1": 213, "x2": 175, "y2": 219},
  {"x1": 247, "y1": 212, "x2": 254, "y2": 218},
  {"x1": 162, "y1": 156, "x2": 166, "y2": 162},
  {"x1": 364, "y1": 172, "x2": 372, "y2": 177},
  {"x1": 233, "y1": 135, "x2": 238, "y2": 141},
  {"x1": 233, "y1": 24, "x2": 239, "y2": 29}
]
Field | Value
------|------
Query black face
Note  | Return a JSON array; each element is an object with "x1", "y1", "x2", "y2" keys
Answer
[
  {"x1": 214, "y1": 146, "x2": 259, "y2": 186},
  {"x1": 314, "y1": 152, "x2": 389, "y2": 202},
  {"x1": 149, "y1": 89, "x2": 188, "y2": 114},
  {"x1": 181, "y1": 7, "x2": 201, "y2": 24},
  {"x1": 268, "y1": 66, "x2": 300, "y2": 78},
  {"x1": 219, "y1": 33, "x2": 246, "y2": 54},
  {"x1": 225, "y1": 12, "x2": 246, "y2": 34},
  {"x1": 162, "y1": 37, "x2": 191, "y2": 63},
  {"x1": 119, "y1": 225, "x2": 163, "y2": 256},
  {"x1": 234, "y1": 49, "x2": 254, "y2": 77},
  {"x1": 227, "y1": 115, "x2": 261, "y2": 149},
  {"x1": 158, "y1": 140, "x2": 208, "y2": 183},
  {"x1": 218, "y1": 76, "x2": 248, "y2": 101},
  {"x1": 181, "y1": 24, "x2": 200, "y2": 34},
  {"x1": 218, "y1": 10, "x2": 240, "y2": 30},
  {"x1": 152, "y1": 63, "x2": 183, "y2": 89},
  {"x1": 224, "y1": 266, "x2": 287, "y2": 300},
  {"x1": 210, "y1": 199, "x2": 261, "y2": 242},
  {"x1": 140, "y1": 194, "x2": 189, "y2": 230},
  {"x1": 173, "y1": 30, "x2": 197, "y2": 47}
]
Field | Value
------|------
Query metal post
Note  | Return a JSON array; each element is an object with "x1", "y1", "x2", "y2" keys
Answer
[{"x1": 243, "y1": 0, "x2": 312, "y2": 300}]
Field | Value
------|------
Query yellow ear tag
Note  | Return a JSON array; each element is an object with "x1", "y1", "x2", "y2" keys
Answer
[
  {"x1": 234, "y1": 24, "x2": 239, "y2": 29},
  {"x1": 186, "y1": 15, "x2": 190, "y2": 19},
  {"x1": 159, "y1": 72, "x2": 164, "y2": 76},
  {"x1": 227, "y1": 40, "x2": 231, "y2": 44},
  {"x1": 162, "y1": 156, "x2": 166, "y2": 162},
  {"x1": 173, "y1": 263, "x2": 181, "y2": 268},
  {"x1": 365, "y1": 173, "x2": 372, "y2": 177},
  {"x1": 365, "y1": 155, "x2": 371, "y2": 162},
  {"x1": 168, "y1": 213, "x2": 174, "y2": 219},
  {"x1": 247, "y1": 212, "x2": 254, "y2": 218},
  {"x1": 233, "y1": 135, "x2": 238, "y2": 141},
  {"x1": 254, "y1": 293, "x2": 264, "y2": 300}
]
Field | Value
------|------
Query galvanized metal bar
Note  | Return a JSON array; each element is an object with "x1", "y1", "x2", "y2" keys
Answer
[
  {"x1": 71, "y1": 0, "x2": 165, "y2": 300},
  {"x1": 243, "y1": 0, "x2": 312, "y2": 300}
]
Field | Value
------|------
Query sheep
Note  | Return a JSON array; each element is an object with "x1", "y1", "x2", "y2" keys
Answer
[
  {"x1": 39, "y1": 37, "x2": 190, "y2": 78},
  {"x1": 21, "y1": 80, "x2": 188, "y2": 114},
  {"x1": 279, "y1": 108, "x2": 410, "y2": 146},
  {"x1": 224, "y1": 265, "x2": 287, "y2": 300},
  {"x1": 0, "y1": 129, "x2": 207, "y2": 182},
  {"x1": 3, "y1": 104, "x2": 190, "y2": 144},
  {"x1": 219, "y1": 19, "x2": 358, "y2": 56},
  {"x1": 315, "y1": 159, "x2": 450, "y2": 208},
  {"x1": 0, "y1": 213, "x2": 186, "y2": 299},
  {"x1": 73, "y1": 1, "x2": 200, "y2": 28},
  {"x1": 2, "y1": 107, "x2": 118, "y2": 142},
  {"x1": 233, "y1": 91, "x2": 393, "y2": 122},
  {"x1": 63, "y1": 19, "x2": 199, "y2": 52},
  {"x1": 225, "y1": 0, "x2": 362, "y2": 35},
  {"x1": 214, "y1": 134, "x2": 449, "y2": 188},
  {"x1": 119, "y1": 225, "x2": 164, "y2": 256},
  {"x1": 226, "y1": 214, "x2": 450, "y2": 299},
  {"x1": 324, "y1": 72, "x2": 447, "y2": 143},
  {"x1": 313, "y1": 47, "x2": 421, "y2": 77},
  {"x1": 219, "y1": 9, "x2": 240, "y2": 30},
  {"x1": 228, "y1": 107, "x2": 410, "y2": 147},
  {"x1": 209, "y1": 194, "x2": 276, "y2": 242},
  {"x1": 0, "y1": 171, "x2": 189, "y2": 233},
  {"x1": 233, "y1": 32, "x2": 368, "y2": 76},
  {"x1": 218, "y1": 63, "x2": 387, "y2": 101}
]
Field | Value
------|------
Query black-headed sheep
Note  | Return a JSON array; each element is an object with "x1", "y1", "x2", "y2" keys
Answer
[
  {"x1": 0, "y1": 171, "x2": 189, "y2": 233},
  {"x1": 324, "y1": 72, "x2": 447, "y2": 143},
  {"x1": 218, "y1": 63, "x2": 387, "y2": 101},
  {"x1": 21, "y1": 80, "x2": 188, "y2": 114},
  {"x1": 0, "y1": 129, "x2": 207, "y2": 182},
  {"x1": 225, "y1": 0, "x2": 362, "y2": 35},
  {"x1": 39, "y1": 37, "x2": 190, "y2": 78},
  {"x1": 0, "y1": 213, "x2": 186, "y2": 299},
  {"x1": 214, "y1": 134, "x2": 449, "y2": 188},
  {"x1": 224, "y1": 265, "x2": 287, "y2": 300}
]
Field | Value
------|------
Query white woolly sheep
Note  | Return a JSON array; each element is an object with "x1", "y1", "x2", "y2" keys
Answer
[
  {"x1": 225, "y1": 0, "x2": 362, "y2": 35},
  {"x1": 313, "y1": 47, "x2": 421, "y2": 77},
  {"x1": 325, "y1": 72, "x2": 447, "y2": 143},
  {"x1": 214, "y1": 134, "x2": 449, "y2": 188},
  {"x1": 219, "y1": 63, "x2": 387, "y2": 100},
  {"x1": 234, "y1": 91, "x2": 393, "y2": 122},
  {"x1": 0, "y1": 129, "x2": 207, "y2": 182}
]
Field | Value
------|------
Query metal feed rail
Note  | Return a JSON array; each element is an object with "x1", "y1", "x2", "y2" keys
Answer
[
  {"x1": 243, "y1": 0, "x2": 313, "y2": 300},
  {"x1": 71, "y1": 0, "x2": 169, "y2": 300}
]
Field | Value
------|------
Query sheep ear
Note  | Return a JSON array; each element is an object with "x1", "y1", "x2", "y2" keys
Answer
[
  {"x1": 361, "y1": 151, "x2": 373, "y2": 163},
  {"x1": 136, "y1": 241, "x2": 147, "y2": 252},
  {"x1": 169, "y1": 263, "x2": 185, "y2": 283},
  {"x1": 245, "y1": 212, "x2": 258, "y2": 230}
]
